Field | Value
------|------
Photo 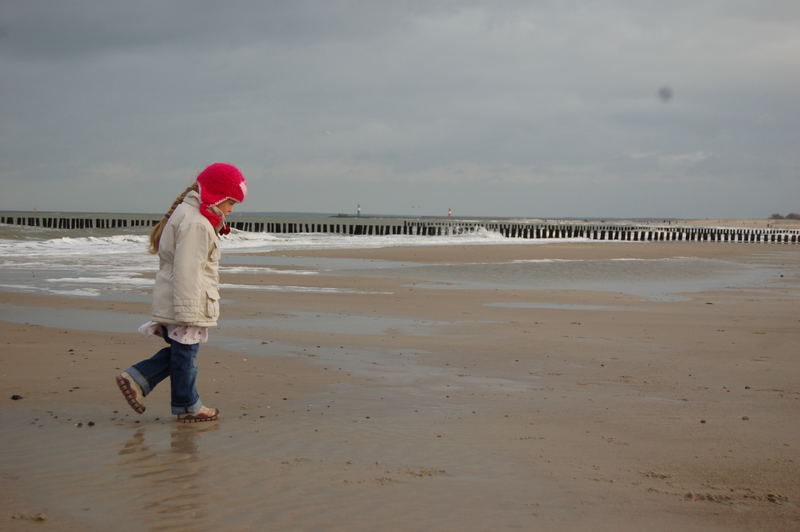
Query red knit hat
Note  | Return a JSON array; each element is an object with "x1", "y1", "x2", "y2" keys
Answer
[
  {"x1": 195, "y1": 163, "x2": 248, "y2": 233},
  {"x1": 197, "y1": 163, "x2": 248, "y2": 205}
]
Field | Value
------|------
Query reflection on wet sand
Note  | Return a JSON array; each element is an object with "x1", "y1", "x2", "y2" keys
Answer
[{"x1": 117, "y1": 424, "x2": 218, "y2": 531}]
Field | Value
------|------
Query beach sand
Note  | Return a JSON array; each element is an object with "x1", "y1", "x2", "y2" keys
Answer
[
  {"x1": 678, "y1": 218, "x2": 800, "y2": 230},
  {"x1": 1, "y1": 242, "x2": 798, "y2": 531}
]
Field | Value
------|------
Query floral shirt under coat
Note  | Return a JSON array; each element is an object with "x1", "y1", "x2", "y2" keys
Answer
[{"x1": 138, "y1": 320, "x2": 208, "y2": 345}]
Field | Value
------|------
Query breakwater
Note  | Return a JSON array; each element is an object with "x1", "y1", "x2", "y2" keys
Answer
[{"x1": 1, "y1": 211, "x2": 798, "y2": 244}]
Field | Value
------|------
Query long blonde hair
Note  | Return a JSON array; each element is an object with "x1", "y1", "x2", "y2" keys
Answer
[{"x1": 148, "y1": 183, "x2": 199, "y2": 254}]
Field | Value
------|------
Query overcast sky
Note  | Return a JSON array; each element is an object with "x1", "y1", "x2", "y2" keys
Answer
[{"x1": 1, "y1": 1, "x2": 798, "y2": 218}]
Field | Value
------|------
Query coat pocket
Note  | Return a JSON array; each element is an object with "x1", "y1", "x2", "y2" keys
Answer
[
  {"x1": 209, "y1": 243, "x2": 221, "y2": 263},
  {"x1": 205, "y1": 287, "x2": 220, "y2": 319}
]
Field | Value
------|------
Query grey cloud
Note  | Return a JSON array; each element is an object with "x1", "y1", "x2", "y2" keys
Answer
[
  {"x1": 0, "y1": 0, "x2": 451, "y2": 60},
  {"x1": 1, "y1": 1, "x2": 798, "y2": 217}
]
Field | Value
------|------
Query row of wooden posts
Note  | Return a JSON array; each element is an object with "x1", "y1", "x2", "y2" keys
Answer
[{"x1": 2, "y1": 213, "x2": 798, "y2": 244}]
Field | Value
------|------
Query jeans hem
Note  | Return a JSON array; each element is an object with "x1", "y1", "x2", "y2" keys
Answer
[
  {"x1": 125, "y1": 367, "x2": 151, "y2": 396},
  {"x1": 171, "y1": 398, "x2": 203, "y2": 415}
]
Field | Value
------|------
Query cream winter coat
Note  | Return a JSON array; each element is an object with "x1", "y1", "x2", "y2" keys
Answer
[{"x1": 151, "y1": 190, "x2": 221, "y2": 327}]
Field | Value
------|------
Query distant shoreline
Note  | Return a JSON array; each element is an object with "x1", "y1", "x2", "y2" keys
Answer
[{"x1": 2, "y1": 209, "x2": 800, "y2": 229}]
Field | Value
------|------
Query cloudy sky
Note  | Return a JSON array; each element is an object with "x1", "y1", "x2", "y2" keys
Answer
[{"x1": 1, "y1": 1, "x2": 798, "y2": 218}]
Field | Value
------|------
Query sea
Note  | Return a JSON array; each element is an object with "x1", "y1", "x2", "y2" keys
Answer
[
  {"x1": 0, "y1": 216, "x2": 792, "y2": 307},
  {"x1": 0, "y1": 220, "x2": 539, "y2": 298}
]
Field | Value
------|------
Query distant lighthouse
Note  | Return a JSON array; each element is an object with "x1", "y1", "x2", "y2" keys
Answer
[
  {"x1": 356, "y1": 204, "x2": 361, "y2": 217},
  {"x1": 448, "y1": 208, "x2": 452, "y2": 218}
]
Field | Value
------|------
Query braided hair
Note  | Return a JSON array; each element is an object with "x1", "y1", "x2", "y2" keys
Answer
[{"x1": 147, "y1": 183, "x2": 199, "y2": 254}]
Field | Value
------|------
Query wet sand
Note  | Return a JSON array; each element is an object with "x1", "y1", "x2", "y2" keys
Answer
[
  {"x1": 264, "y1": 239, "x2": 800, "y2": 263},
  {"x1": 1, "y1": 242, "x2": 799, "y2": 531}
]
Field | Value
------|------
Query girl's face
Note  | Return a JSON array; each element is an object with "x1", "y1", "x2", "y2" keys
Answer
[{"x1": 217, "y1": 199, "x2": 236, "y2": 216}]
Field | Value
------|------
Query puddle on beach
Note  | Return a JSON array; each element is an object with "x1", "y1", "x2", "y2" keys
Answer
[
  {"x1": 342, "y1": 257, "x2": 787, "y2": 301},
  {"x1": 485, "y1": 302, "x2": 623, "y2": 311},
  {"x1": 0, "y1": 304, "x2": 488, "y2": 390},
  {"x1": 225, "y1": 310, "x2": 447, "y2": 336},
  {"x1": 1, "y1": 249, "x2": 792, "y2": 303},
  {"x1": 223, "y1": 254, "x2": 416, "y2": 272},
  {"x1": 0, "y1": 304, "x2": 443, "y2": 338},
  {"x1": 0, "y1": 302, "x2": 536, "y2": 400}
]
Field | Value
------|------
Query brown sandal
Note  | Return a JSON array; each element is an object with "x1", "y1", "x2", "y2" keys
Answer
[
  {"x1": 177, "y1": 407, "x2": 219, "y2": 423},
  {"x1": 115, "y1": 373, "x2": 145, "y2": 414}
]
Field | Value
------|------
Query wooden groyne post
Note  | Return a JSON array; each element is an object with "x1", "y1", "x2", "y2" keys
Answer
[{"x1": 1, "y1": 212, "x2": 798, "y2": 244}]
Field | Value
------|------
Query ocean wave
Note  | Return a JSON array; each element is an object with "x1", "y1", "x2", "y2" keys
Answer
[
  {"x1": 0, "y1": 226, "x2": 514, "y2": 255},
  {"x1": 0, "y1": 234, "x2": 150, "y2": 257}
]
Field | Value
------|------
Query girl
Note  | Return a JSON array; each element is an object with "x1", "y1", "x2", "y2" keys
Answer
[{"x1": 116, "y1": 162, "x2": 248, "y2": 423}]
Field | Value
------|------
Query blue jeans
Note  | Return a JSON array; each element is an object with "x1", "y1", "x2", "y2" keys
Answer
[{"x1": 125, "y1": 332, "x2": 204, "y2": 415}]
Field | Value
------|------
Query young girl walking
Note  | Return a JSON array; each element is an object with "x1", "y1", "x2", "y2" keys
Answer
[{"x1": 116, "y1": 162, "x2": 248, "y2": 423}]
